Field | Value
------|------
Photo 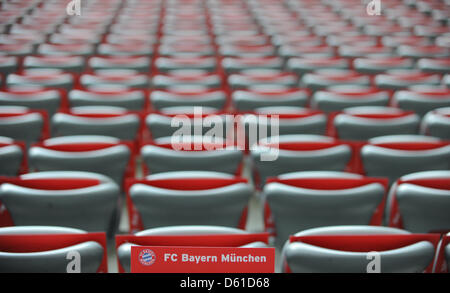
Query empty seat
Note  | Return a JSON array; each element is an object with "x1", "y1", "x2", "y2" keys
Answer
[
  {"x1": 332, "y1": 107, "x2": 420, "y2": 141},
  {"x1": 52, "y1": 106, "x2": 140, "y2": 141},
  {"x1": 0, "y1": 106, "x2": 47, "y2": 147},
  {"x1": 145, "y1": 107, "x2": 229, "y2": 139},
  {"x1": 222, "y1": 56, "x2": 283, "y2": 74},
  {"x1": 232, "y1": 88, "x2": 309, "y2": 111},
  {"x1": 0, "y1": 226, "x2": 107, "y2": 273},
  {"x1": 311, "y1": 87, "x2": 390, "y2": 113},
  {"x1": 251, "y1": 135, "x2": 354, "y2": 188},
  {"x1": 0, "y1": 87, "x2": 62, "y2": 117},
  {"x1": 6, "y1": 70, "x2": 74, "y2": 92},
  {"x1": 301, "y1": 69, "x2": 371, "y2": 91},
  {"x1": 116, "y1": 225, "x2": 269, "y2": 272},
  {"x1": 37, "y1": 43, "x2": 95, "y2": 57},
  {"x1": 229, "y1": 70, "x2": 298, "y2": 89},
  {"x1": 141, "y1": 136, "x2": 243, "y2": 175},
  {"x1": 417, "y1": 58, "x2": 450, "y2": 74},
  {"x1": 421, "y1": 107, "x2": 450, "y2": 139},
  {"x1": 287, "y1": 57, "x2": 350, "y2": 76},
  {"x1": 387, "y1": 170, "x2": 450, "y2": 233},
  {"x1": 155, "y1": 57, "x2": 217, "y2": 73},
  {"x1": 263, "y1": 172, "x2": 388, "y2": 248},
  {"x1": 0, "y1": 56, "x2": 18, "y2": 76},
  {"x1": 23, "y1": 56, "x2": 85, "y2": 73},
  {"x1": 0, "y1": 171, "x2": 120, "y2": 232},
  {"x1": 393, "y1": 87, "x2": 450, "y2": 117},
  {"x1": 280, "y1": 225, "x2": 437, "y2": 273},
  {"x1": 88, "y1": 56, "x2": 151, "y2": 73},
  {"x1": 353, "y1": 57, "x2": 414, "y2": 75},
  {"x1": 375, "y1": 70, "x2": 442, "y2": 90},
  {"x1": 150, "y1": 89, "x2": 226, "y2": 110},
  {"x1": 126, "y1": 171, "x2": 252, "y2": 232},
  {"x1": 241, "y1": 107, "x2": 327, "y2": 139},
  {"x1": 152, "y1": 71, "x2": 222, "y2": 90},
  {"x1": 28, "y1": 135, "x2": 132, "y2": 185},
  {"x1": 0, "y1": 136, "x2": 25, "y2": 176},
  {"x1": 361, "y1": 135, "x2": 450, "y2": 184},
  {"x1": 80, "y1": 70, "x2": 150, "y2": 90},
  {"x1": 68, "y1": 88, "x2": 146, "y2": 110},
  {"x1": 97, "y1": 43, "x2": 154, "y2": 57}
]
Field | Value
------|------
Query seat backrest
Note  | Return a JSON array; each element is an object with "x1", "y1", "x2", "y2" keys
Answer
[
  {"x1": 0, "y1": 171, "x2": 120, "y2": 232},
  {"x1": 232, "y1": 89, "x2": 309, "y2": 111},
  {"x1": 28, "y1": 135, "x2": 131, "y2": 185},
  {"x1": 362, "y1": 135, "x2": 450, "y2": 183},
  {"x1": 264, "y1": 172, "x2": 386, "y2": 248},
  {"x1": 282, "y1": 227, "x2": 435, "y2": 273},
  {"x1": 421, "y1": 107, "x2": 450, "y2": 139},
  {"x1": 251, "y1": 135, "x2": 352, "y2": 188},
  {"x1": 52, "y1": 106, "x2": 140, "y2": 141},
  {"x1": 334, "y1": 106, "x2": 420, "y2": 141},
  {"x1": 69, "y1": 88, "x2": 146, "y2": 110},
  {"x1": 0, "y1": 136, "x2": 23, "y2": 176},
  {"x1": 391, "y1": 170, "x2": 450, "y2": 233},
  {"x1": 0, "y1": 226, "x2": 104, "y2": 273},
  {"x1": 141, "y1": 138, "x2": 243, "y2": 175},
  {"x1": 129, "y1": 172, "x2": 252, "y2": 230},
  {"x1": 0, "y1": 88, "x2": 61, "y2": 117},
  {"x1": 0, "y1": 106, "x2": 44, "y2": 147}
]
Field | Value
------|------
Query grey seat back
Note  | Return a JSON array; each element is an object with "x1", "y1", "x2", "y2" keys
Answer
[
  {"x1": 0, "y1": 136, "x2": 22, "y2": 176},
  {"x1": 334, "y1": 106, "x2": 420, "y2": 141},
  {"x1": 117, "y1": 225, "x2": 268, "y2": 272},
  {"x1": 232, "y1": 89, "x2": 308, "y2": 111},
  {"x1": 0, "y1": 226, "x2": 104, "y2": 273},
  {"x1": 0, "y1": 171, "x2": 120, "y2": 232},
  {"x1": 29, "y1": 136, "x2": 131, "y2": 185},
  {"x1": 52, "y1": 106, "x2": 140, "y2": 140},
  {"x1": 69, "y1": 89, "x2": 145, "y2": 110},
  {"x1": 243, "y1": 107, "x2": 327, "y2": 136},
  {"x1": 141, "y1": 139, "x2": 243, "y2": 175},
  {"x1": 394, "y1": 90, "x2": 450, "y2": 117},
  {"x1": 421, "y1": 107, "x2": 450, "y2": 139},
  {"x1": 150, "y1": 90, "x2": 226, "y2": 110},
  {"x1": 264, "y1": 173, "x2": 386, "y2": 248},
  {"x1": 0, "y1": 106, "x2": 44, "y2": 147},
  {"x1": 251, "y1": 135, "x2": 352, "y2": 188},
  {"x1": 0, "y1": 88, "x2": 61, "y2": 117},
  {"x1": 362, "y1": 135, "x2": 450, "y2": 184},
  {"x1": 129, "y1": 175, "x2": 252, "y2": 230},
  {"x1": 394, "y1": 171, "x2": 450, "y2": 233}
]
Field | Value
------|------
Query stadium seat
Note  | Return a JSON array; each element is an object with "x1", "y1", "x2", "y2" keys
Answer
[
  {"x1": 311, "y1": 86, "x2": 390, "y2": 113},
  {"x1": 141, "y1": 136, "x2": 243, "y2": 175},
  {"x1": 23, "y1": 56, "x2": 85, "y2": 73},
  {"x1": 0, "y1": 87, "x2": 62, "y2": 117},
  {"x1": 127, "y1": 171, "x2": 252, "y2": 232},
  {"x1": 375, "y1": 70, "x2": 442, "y2": 90},
  {"x1": 0, "y1": 226, "x2": 107, "y2": 273},
  {"x1": 28, "y1": 135, "x2": 132, "y2": 185},
  {"x1": 52, "y1": 106, "x2": 140, "y2": 141},
  {"x1": 6, "y1": 70, "x2": 74, "y2": 91},
  {"x1": 232, "y1": 88, "x2": 309, "y2": 111},
  {"x1": 263, "y1": 172, "x2": 388, "y2": 248},
  {"x1": 150, "y1": 89, "x2": 226, "y2": 110},
  {"x1": 251, "y1": 135, "x2": 353, "y2": 188},
  {"x1": 0, "y1": 136, "x2": 24, "y2": 176},
  {"x1": 88, "y1": 56, "x2": 151, "y2": 73},
  {"x1": 228, "y1": 70, "x2": 298, "y2": 89},
  {"x1": 0, "y1": 106, "x2": 47, "y2": 147},
  {"x1": 0, "y1": 171, "x2": 120, "y2": 232},
  {"x1": 332, "y1": 106, "x2": 420, "y2": 141},
  {"x1": 361, "y1": 135, "x2": 450, "y2": 183},
  {"x1": 421, "y1": 107, "x2": 450, "y2": 139},
  {"x1": 280, "y1": 225, "x2": 437, "y2": 273},
  {"x1": 393, "y1": 87, "x2": 450, "y2": 117},
  {"x1": 68, "y1": 87, "x2": 146, "y2": 110},
  {"x1": 387, "y1": 170, "x2": 450, "y2": 233},
  {"x1": 80, "y1": 70, "x2": 150, "y2": 90},
  {"x1": 301, "y1": 69, "x2": 371, "y2": 91}
]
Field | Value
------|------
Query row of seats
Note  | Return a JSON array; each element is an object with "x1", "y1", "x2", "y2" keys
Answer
[
  {"x1": 1, "y1": 105, "x2": 449, "y2": 147},
  {"x1": 1, "y1": 134, "x2": 449, "y2": 186},
  {"x1": 0, "y1": 225, "x2": 449, "y2": 273},
  {"x1": 0, "y1": 170, "x2": 449, "y2": 241}
]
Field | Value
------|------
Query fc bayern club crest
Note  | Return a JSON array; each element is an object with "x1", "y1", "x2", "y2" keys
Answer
[{"x1": 139, "y1": 249, "x2": 156, "y2": 266}]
